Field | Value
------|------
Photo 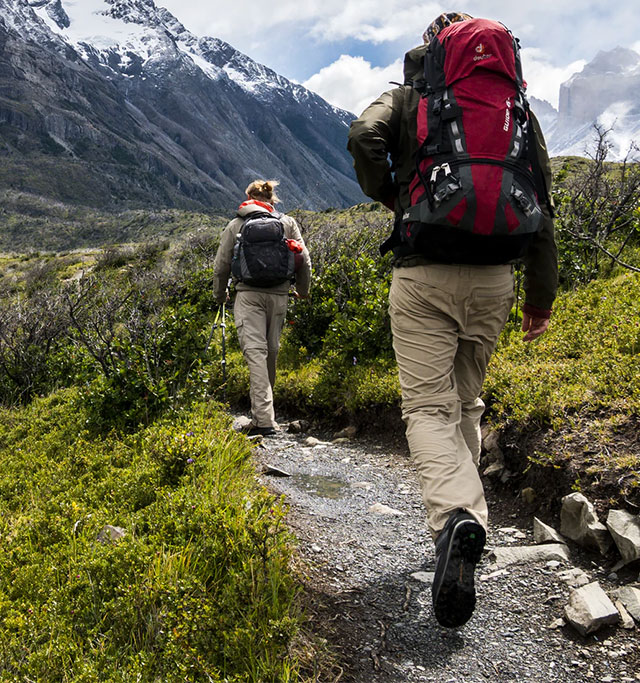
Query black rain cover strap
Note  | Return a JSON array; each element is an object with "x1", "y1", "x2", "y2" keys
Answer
[{"x1": 423, "y1": 41, "x2": 447, "y2": 93}]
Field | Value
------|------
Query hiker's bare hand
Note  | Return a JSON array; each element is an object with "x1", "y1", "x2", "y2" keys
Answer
[{"x1": 521, "y1": 313, "x2": 549, "y2": 342}]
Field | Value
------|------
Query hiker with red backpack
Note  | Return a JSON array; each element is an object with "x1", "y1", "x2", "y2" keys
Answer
[
  {"x1": 213, "y1": 180, "x2": 311, "y2": 437},
  {"x1": 348, "y1": 12, "x2": 558, "y2": 628}
]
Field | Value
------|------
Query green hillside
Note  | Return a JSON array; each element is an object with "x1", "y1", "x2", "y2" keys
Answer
[{"x1": 0, "y1": 189, "x2": 227, "y2": 252}]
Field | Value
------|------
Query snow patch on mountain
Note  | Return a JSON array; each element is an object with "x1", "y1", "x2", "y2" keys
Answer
[
  {"x1": 591, "y1": 101, "x2": 639, "y2": 160},
  {"x1": 35, "y1": 0, "x2": 146, "y2": 50},
  {"x1": 183, "y1": 51, "x2": 222, "y2": 81},
  {"x1": 28, "y1": 0, "x2": 69, "y2": 28}
]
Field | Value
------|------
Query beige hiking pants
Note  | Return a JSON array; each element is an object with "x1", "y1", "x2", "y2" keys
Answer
[
  {"x1": 389, "y1": 263, "x2": 515, "y2": 538},
  {"x1": 234, "y1": 290, "x2": 288, "y2": 428}
]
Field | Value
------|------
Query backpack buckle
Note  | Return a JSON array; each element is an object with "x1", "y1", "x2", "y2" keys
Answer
[
  {"x1": 430, "y1": 162, "x2": 452, "y2": 182},
  {"x1": 512, "y1": 186, "x2": 533, "y2": 216}
]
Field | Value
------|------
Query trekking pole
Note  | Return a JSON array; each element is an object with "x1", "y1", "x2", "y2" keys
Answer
[
  {"x1": 220, "y1": 299, "x2": 227, "y2": 400},
  {"x1": 202, "y1": 303, "x2": 228, "y2": 399},
  {"x1": 203, "y1": 278, "x2": 231, "y2": 399},
  {"x1": 514, "y1": 265, "x2": 522, "y2": 329},
  {"x1": 220, "y1": 278, "x2": 231, "y2": 401},
  {"x1": 203, "y1": 306, "x2": 221, "y2": 356}
]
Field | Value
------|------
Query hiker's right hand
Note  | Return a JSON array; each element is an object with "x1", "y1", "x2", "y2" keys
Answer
[{"x1": 521, "y1": 313, "x2": 549, "y2": 342}]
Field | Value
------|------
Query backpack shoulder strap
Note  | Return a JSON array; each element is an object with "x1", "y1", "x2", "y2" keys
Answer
[
  {"x1": 524, "y1": 103, "x2": 555, "y2": 218},
  {"x1": 423, "y1": 40, "x2": 447, "y2": 95}
]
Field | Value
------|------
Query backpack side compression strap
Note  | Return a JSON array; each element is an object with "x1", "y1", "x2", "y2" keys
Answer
[
  {"x1": 524, "y1": 103, "x2": 555, "y2": 218},
  {"x1": 380, "y1": 43, "x2": 448, "y2": 257},
  {"x1": 511, "y1": 31, "x2": 554, "y2": 219}
]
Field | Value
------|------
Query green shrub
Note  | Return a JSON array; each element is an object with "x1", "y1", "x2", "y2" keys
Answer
[
  {"x1": 485, "y1": 271, "x2": 640, "y2": 427},
  {"x1": 283, "y1": 206, "x2": 393, "y2": 367},
  {"x1": 552, "y1": 133, "x2": 640, "y2": 287},
  {"x1": 287, "y1": 254, "x2": 392, "y2": 362},
  {"x1": 0, "y1": 392, "x2": 301, "y2": 681}
]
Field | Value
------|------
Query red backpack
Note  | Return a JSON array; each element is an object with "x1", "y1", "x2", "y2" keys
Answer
[{"x1": 390, "y1": 18, "x2": 550, "y2": 264}]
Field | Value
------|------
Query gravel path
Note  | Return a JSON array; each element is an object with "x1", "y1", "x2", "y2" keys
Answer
[{"x1": 251, "y1": 426, "x2": 639, "y2": 683}]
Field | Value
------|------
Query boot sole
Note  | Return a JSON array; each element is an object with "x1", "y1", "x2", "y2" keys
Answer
[{"x1": 433, "y1": 519, "x2": 485, "y2": 628}]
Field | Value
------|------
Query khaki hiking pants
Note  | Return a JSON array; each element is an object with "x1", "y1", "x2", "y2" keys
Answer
[
  {"x1": 234, "y1": 290, "x2": 288, "y2": 429},
  {"x1": 389, "y1": 263, "x2": 515, "y2": 538}
]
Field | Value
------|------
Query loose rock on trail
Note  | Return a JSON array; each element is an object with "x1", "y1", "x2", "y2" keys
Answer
[{"x1": 249, "y1": 424, "x2": 640, "y2": 683}]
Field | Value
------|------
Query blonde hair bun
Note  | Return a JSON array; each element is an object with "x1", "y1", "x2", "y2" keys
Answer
[{"x1": 245, "y1": 179, "x2": 280, "y2": 204}]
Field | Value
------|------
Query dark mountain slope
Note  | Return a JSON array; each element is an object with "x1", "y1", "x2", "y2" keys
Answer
[{"x1": 0, "y1": 0, "x2": 364, "y2": 211}]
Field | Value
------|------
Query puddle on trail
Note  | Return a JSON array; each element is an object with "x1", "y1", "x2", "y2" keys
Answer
[{"x1": 291, "y1": 473, "x2": 348, "y2": 499}]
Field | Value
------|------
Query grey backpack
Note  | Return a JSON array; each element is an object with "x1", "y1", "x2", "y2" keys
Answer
[{"x1": 231, "y1": 211, "x2": 295, "y2": 287}]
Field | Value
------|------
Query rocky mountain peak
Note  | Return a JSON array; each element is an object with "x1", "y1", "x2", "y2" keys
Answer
[
  {"x1": 583, "y1": 46, "x2": 640, "y2": 76},
  {"x1": 103, "y1": 0, "x2": 184, "y2": 33},
  {"x1": 0, "y1": 0, "x2": 364, "y2": 210},
  {"x1": 27, "y1": 0, "x2": 68, "y2": 28},
  {"x1": 543, "y1": 46, "x2": 640, "y2": 159},
  {"x1": 103, "y1": 0, "x2": 155, "y2": 23}
]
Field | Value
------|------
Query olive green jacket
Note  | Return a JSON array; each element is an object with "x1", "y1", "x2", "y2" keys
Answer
[{"x1": 347, "y1": 44, "x2": 558, "y2": 316}]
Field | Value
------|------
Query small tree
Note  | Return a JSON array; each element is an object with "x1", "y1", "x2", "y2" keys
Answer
[
  {"x1": 0, "y1": 288, "x2": 67, "y2": 403},
  {"x1": 554, "y1": 125, "x2": 640, "y2": 286}
]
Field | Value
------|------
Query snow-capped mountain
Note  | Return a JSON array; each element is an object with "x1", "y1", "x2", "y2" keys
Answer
[
  {"x1": 532, "y1": 47, "x2": 640, "y2": 160},
  {"x1": 0, "y1": 0, "x2": 365, "y2": 210}
]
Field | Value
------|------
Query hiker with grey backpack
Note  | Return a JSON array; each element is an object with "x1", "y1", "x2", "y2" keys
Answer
[
  {"x1": 213, "y1": 180, "x2": 311, "y2": 437},
  {"x1": 348, "y1": 13, "x2": 558, "y2": 628}
]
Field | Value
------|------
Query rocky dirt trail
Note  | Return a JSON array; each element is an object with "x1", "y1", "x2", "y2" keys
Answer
[{"x1": 247, "y1": 422, "x2": 640, "y2": 683}]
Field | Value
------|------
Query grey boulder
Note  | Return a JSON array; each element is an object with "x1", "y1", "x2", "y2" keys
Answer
[{"x1": 560, "y1": 492, "x2": 612, "y2": 554}]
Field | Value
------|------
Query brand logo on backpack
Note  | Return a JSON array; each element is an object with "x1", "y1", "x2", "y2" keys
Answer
[
  {"x1": 391, "y1": 17, "x2": 546, "y2": 265},
  {"x1": 231, "y1": 212, "x2": 295, "y2": 288},
  {"x1": 473, "y1": 42, "x2": 492, "y2": 61}
]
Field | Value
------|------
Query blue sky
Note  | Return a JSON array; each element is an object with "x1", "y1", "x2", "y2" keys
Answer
[{"x1": 159, "y1": 1, "x2": 640, "y2": 114}]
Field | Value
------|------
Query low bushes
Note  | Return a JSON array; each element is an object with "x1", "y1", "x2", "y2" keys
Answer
[
  {"x1": 0, "y1": 392, "x2": 300, "y2": 681},
  {"x1": 485, "y1": 271, "x2": 640, "y2": 427}
]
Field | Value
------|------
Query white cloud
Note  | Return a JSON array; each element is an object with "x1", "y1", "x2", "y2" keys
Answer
[
  {"x1": 158, "y1": 0, "x2": 639, "y2": 108},
  {"x1": 520, "y1": 48, "x2": 586, "y2": 109},
  {"x1": 160, "y1": 0, "x2": 439, "y2": 50},
  {"x1": 303, "y1": 55, "x2": 403, "y2": 115},
  {"x1": 158, "y1": 0, "x2": 640, "y2": 62},
  {"x1": 597, "y1": 102, "x2": 640, "y2": 160},
  {"x1": 308, "y1": 2, "x2": 441, "y2": 44}
]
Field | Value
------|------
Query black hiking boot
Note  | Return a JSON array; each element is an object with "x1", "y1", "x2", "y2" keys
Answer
[
  {"x1": 432, "y1": 509, "x2": 486, "y2": 628},
  {"x1": 246, "y1": 425, "x2": 277, "y2": 437}
]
